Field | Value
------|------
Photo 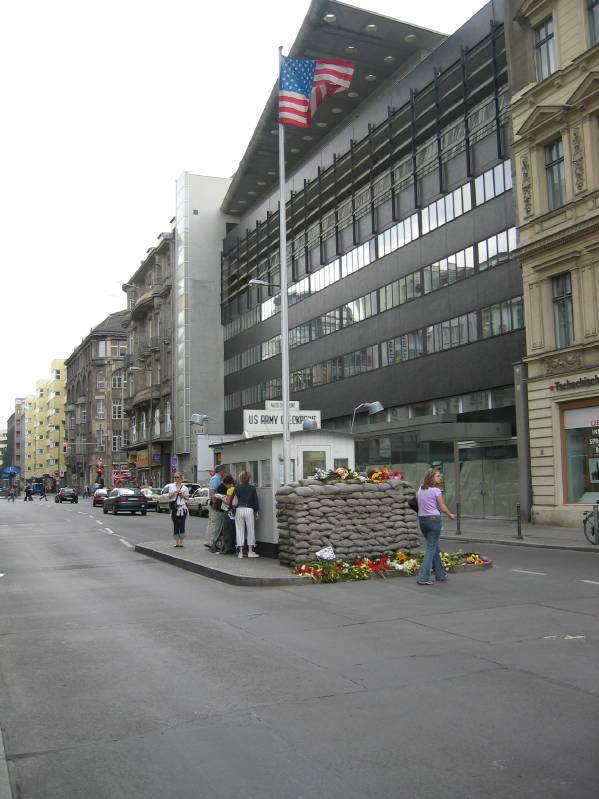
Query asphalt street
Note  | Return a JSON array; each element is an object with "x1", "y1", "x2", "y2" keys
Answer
[{"x1": 0, "y1": 499, "x2": 598, "y2": 798}]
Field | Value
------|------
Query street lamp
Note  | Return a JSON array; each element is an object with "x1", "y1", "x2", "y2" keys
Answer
[
  {"x1": 350, "y1": 401, "x2": 385, "y2": 433},
  {"x1": 248, "y1": 276, "x2": 291, "y2": 485}
]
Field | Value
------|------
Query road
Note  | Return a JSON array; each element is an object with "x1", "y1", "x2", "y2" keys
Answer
[{"x1": 0, "y1": 499, "x2": 598, "y2": 798}]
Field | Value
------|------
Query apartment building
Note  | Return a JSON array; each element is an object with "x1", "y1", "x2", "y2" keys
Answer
[
  {"x1": 65, "y1": 312, "x2": 129, "y2": 489},
  {"x1": 506, "y1": 0, "x2": 599, "y2": 524}
]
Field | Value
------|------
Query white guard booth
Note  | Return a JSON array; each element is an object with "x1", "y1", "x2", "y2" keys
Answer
[{"x1": 210, "y1": 429, "x2": 355, "y2": 558}]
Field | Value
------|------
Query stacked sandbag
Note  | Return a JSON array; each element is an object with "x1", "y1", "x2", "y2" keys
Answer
[{"x1": 276, "y1": 478, "x2": 419, "y2": 566}]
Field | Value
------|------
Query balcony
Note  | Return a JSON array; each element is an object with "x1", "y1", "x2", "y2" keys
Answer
[
  {"x1": 76, "y1": 396, "x2": 87, "y2": 405},
  {"x1": 150, "y1": 336, "x2": 161, "y2": 351},
  {"x1": 137, "y1": 342, "x2": 151, "y2": 359}
]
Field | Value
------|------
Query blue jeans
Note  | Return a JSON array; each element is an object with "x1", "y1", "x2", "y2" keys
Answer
[{"x1": 417, "y1": 516, "x2": 446, "y2": 583}]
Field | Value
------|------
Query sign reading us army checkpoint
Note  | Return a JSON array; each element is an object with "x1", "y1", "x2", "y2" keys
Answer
[{"x1": 243, "y1": 404, "x2": 321, "y2": 435}]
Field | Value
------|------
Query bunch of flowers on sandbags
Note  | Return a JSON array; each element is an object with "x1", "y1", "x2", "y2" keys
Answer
[
  {"x1": 312, "y1": 466, "x2": 405, "y2": 484},
  {"x1": 293, "y1": 550, "x2": 490, "y2": 583}
]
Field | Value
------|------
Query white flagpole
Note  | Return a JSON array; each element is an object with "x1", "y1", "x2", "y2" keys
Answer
[{"x1": 278, "y1": 46, "x2": 291, "y2": 486}]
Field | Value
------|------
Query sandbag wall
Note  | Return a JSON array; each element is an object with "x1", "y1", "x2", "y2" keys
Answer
[{"x1": 276, "y1": 478, "x2": 420, "y2": 566}]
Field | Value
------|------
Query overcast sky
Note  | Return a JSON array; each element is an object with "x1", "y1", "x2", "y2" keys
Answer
[{"x1": 1, "y1": 0, "x2": 487, "y2": 425}]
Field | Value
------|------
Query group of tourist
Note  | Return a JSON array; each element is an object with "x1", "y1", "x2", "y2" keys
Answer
[{"x1": 166, "y1": 465, "x2": 260, "y2": 558}]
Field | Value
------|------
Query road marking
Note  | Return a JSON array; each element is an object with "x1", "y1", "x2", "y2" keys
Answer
[
  {"x1": 564, "y1": 635, "x2": 585, "y2": 640},
  {"x1": 0, "y1": 574, "x2": 4, "y2": 578},
  {"x1": 579, "y1": 579, "x2": 599, "y2": 585},
  {"x1": 544, "y1": 634, "x2": 585, "y2": 640},
  {"x1": 511, "y1": 569, "x2": 547, "y2": 576},
  {"x1": 104, "y1": 528, "x2": 116, "y2": 535},
  {"x1": 77, "y1": 511, "x2": 86, "y2": 515},
  {"x1": 88, "y1": 515, "x2": 94, "y2": 520},
  {"x1": 119, "y1": 538, "x2": 133, "y2": 549},
  {"x1": 95, "y1": 519, "x2": 103, "y2": 526}
]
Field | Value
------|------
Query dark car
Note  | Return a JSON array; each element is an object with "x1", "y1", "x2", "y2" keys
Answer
[
  {"x1": 55, "y1": 487, "x2": 79, "y2": 504},
  {"x1": 103, "y1": 488, "x2": 147, "y2": 516},
  {"x1": 92, "y1": 488, "x2": 108, "y2": 507}
]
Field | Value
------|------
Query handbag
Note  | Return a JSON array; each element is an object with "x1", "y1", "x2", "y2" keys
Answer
[{"x1": 407, "y1": 495, "x2": 418, "y2": 512}]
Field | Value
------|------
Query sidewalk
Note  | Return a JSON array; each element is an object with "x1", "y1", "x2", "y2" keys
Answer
[
  {"x1": 440, "y1": 516, "x2": 599, "y2": 553},
  {"x1": 136, "y1": 517, "x2": 597, "y2": 587}
]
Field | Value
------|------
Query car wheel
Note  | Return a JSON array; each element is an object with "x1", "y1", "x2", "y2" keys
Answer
[
  {"x1": 112, "y1": 506, "x2": 117, "y2": 515},
  {"x1": 103, "y1": 505, "x2": 108, "y2": 514}
]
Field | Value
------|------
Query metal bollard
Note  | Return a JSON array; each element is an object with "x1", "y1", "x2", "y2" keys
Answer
[
  {"x1": 594, "y1": 504, "x2": 599, "y2": 546},
  {"x1": 516, "y1": 503, "x2": 523, "y2": 539},
  {"x1": 455, "y1": 502, "x2": 461, "y2": 535}
]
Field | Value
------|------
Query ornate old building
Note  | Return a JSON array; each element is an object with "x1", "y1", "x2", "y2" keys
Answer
[{"x1": 507, "y1": 0, "x2": 599, "y2": 523}]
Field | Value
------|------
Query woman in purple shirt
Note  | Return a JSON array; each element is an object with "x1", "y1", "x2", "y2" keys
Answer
[{"x1": 416, "y1": 468, "x2": 455, "y2": 585}]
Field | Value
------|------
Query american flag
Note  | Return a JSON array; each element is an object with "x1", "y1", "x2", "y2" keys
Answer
[{"x1": 278, "y1": 56, "x2": 355, "y2": 128}]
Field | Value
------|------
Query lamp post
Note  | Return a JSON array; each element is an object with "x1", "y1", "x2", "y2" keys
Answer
[
  {"x1": 350, "y1": 401, "x2": 385, "y2": 433},
  {"x1": 248, "y1": 276, "x2": 291, "y2": 485}
]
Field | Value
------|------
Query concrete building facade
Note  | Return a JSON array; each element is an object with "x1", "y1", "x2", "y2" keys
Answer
[
  {"x1": 219, "y1": 0, "x2": 525, "y2": 518},
  {"x1": 506, "y1": 0, "x2": 599, "y2": 524}
]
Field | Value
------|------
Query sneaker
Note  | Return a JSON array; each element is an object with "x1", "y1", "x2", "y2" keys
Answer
[
  {"x1": 248, "y1": 551, "x2": 260, "y2": 558},
  {"x1": 237, "y1": 551, "x2": 244, "y2": 558},
  {"x1": 417, "y1": 579, "x2": 434, "y2": 585}
]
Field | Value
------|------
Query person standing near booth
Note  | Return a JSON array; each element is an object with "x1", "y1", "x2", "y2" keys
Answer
[
  {"x1": 206, "y1": 465, "x2": 226, "y2": 548},
  {"x1": 166, "y1": 472, "x2": 190, "y2": 547},
  {"x1": 230, "y1": 471, "x2": 260, "y2": 558}
]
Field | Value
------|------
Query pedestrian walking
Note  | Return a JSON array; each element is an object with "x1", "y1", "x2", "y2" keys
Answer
[
  {"x1": 24, "y1": 485, "x2": 33, "y2": 502},
  {"x1": 7, "y1": 487, "x2": 16, "y2": 502},
  {"x1": 416, "y1": 468, "x2": 455, "y2": 585},
  {"x1": 165, "y1": 472, "x2": 190, "y2": 547},
  {"x1": 39, "y1": 485, "x2": 47, "y2": 501},
  {"x1": 230, "y1": 471, "x2": 260, "y2": 558},
  {"x1": 206, "y1": 465, "x2": 226, "y2": 548}
]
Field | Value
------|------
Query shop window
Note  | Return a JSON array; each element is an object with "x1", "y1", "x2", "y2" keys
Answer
[{"x1": 563, "y1": 405, "x2": 599, "y2": 503}]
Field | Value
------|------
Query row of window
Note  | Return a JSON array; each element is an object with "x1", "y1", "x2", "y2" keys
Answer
[
  {"x1": 224, "y1": 296, "x2": 524, "y2": 410},
  {"x1": 224, "y1": 160, "x2": 514, "y2": 341},
  {"x1": 534, "y1": 5, "x2": 599, "y2": 84},
  {"x1": 95, "y1": 399, "x2": 124, "y2": 420},
  {"x1": 224, "y1": 226, "x2": 518, "y2": 377}
]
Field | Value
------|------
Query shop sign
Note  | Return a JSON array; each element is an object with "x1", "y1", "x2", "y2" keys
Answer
[
  {"x1": 243, "y1": 409, "x2": 321, "y2": 435},
  {"x1": 550, "y1": 375, "x2": 599, "y2": 392},
  {"x1": 136, "y1": 449, "x2": 150, "y2": 469},
  {"x1": 152, "y1": 445, "x2": 161, "y2": 465},
  {"x1": 264, "y1": 400, "x2": 300, "y2": 411}
]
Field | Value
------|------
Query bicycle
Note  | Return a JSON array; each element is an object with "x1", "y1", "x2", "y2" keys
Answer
[{"x1": 583, "y1": 509, "x2": 599, "y2": 545}]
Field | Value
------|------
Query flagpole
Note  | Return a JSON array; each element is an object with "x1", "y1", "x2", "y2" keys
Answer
[{"x1": 278, "y1": 46, "x2": 291, "y2": 486}]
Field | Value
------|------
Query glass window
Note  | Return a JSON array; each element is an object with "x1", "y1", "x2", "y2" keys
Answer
[
  {"x1": 552, "y1": 273, "x2": 574, "y2": 348},
  {"x1": 248, "y1": 460, "x2": 258, "y2": 484},
  {"x1": 493, "y1": 163, "x2": 505, "y2": 195},
  {"x1": 96, "y1": 340, "x2": 106, "y2": 358},
  {"x1": 462, "y1": 183, "x2": 472, "y2": 212},
  {"x1": 478, "y1": 240, "x2": 488, "y2": 271},
  {"x1": 96, "y1": 399, "x2": 105, "y2": 419},
  {"x1": 112, "y1": 399, "x2": 122, "y2": 420},
  {"x1": 334, "y1": 458, "x2": 349, "y2": 469},
  {"x1": 232, "y1": 462, "x2": 246, "y2": 481},
  {"x1": 475, "y1": 175, "x2": 485, "y2": 206},
  {"x1": 303, "y1": 450, "x2": 326, "y2": 479},
  {"x1": 563, "y1": 405, "x2": 599, "y2": 503},
  {"x1": 484, "y1": 170, "x2": 495, "y2": 201},
  {"x1": 535, "y1": 18, "x2": 556, "y2": 81},
  {"x1": 453, "y1": 186, "x2": 463, "y2": 216},
  {"x1": 545, "y1": 139, "x2": 565, "y2": 210},
  {"x1": 591, "y1": 0, "x2": 599, "y2": 46},
  {"x1": 96, "y1": 371, "x2": 105, "y2": 390},
  {"x1": 504, "y1": 160, "x2": 513, "y2": 190},
  {"x1": 259, "y1": 459, "x2": 271, "y2": 487}
]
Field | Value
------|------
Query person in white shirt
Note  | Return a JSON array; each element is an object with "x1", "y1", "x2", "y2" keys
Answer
[{"x1": 165, "y1": 472, "x2": 190, "y2": 547}]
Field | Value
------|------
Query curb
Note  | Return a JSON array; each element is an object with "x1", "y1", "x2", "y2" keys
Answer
[
  {"x1": 440, "y1": 534, "x2": 599, "y2": 554},
  {"x1": 0, "y1": 725, "x2": 11, "y2": 799},
  {"x1": 134, "y1": 544, "x2": 311, "y2": 587}
]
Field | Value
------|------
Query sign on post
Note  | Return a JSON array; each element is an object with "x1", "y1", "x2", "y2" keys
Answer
[{"x1": 243, "y1": 409, "x2": 321, "y2": 436}]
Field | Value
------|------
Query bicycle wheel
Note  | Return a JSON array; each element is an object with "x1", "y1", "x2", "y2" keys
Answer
[{"x1": 583, "y1": 516, "x2": 597, "y2": 545}]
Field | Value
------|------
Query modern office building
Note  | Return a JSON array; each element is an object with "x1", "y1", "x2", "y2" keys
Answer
[
  {"x1": 65, "y1": 312, "x2": 130, "y2": 489},
  {"x1": 506, "y1": 0, "x2": 599, "y2": 525},
  {"x1": 219, "y1": 0, "x2": 525, "y2": 518},
  {"x1": 122, "y1": 231, "x2": 174, "y2": 487}
]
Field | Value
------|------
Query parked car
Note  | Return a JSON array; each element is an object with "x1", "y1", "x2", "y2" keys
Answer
[
  {"x1": 55, "y1": 487, "x2": 79, "y2": 504},
  {"x1": 156, "y1": 482, "x2": 201, "y2": 513},
  {"x1": 103, "y1": 488, "x2": 148, "y2": 516},
  {"x1": 188, "y1": 487, "x2": 210, "y2": 517},
  {"x1": 92, "y1": 488, "x2": 108, "y2": 507},
  {"x1": 140, "y1": 487, "x2": 161, "y2": 511}
]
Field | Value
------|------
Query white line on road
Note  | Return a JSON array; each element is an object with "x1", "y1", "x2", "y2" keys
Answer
[
  {"x1": 511, "y1": 569, "x2": 547, "y2": 576},
  {"x1": 579, "y1": 579, "x2": 599, "y2": 585},
  {"x1": 88, "y1": 515, "x2": 94, "y2": 519},
  {"x1": 95, "y1": 519, "x2": 103, "y2": 525},
  {"x1": 0, "y1": 574, "x2": 4, "y2": 578},
  {"x1": 104, "y1": 528, "x2": 116, "y2": 535},
  {"x1": 119, "y1": 538, "x2": 133, "y2": 549}
]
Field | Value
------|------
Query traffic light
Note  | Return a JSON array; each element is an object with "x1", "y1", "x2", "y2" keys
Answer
[{"x1": 63, "y1": 442, "x2": 67, "y2": 454}]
